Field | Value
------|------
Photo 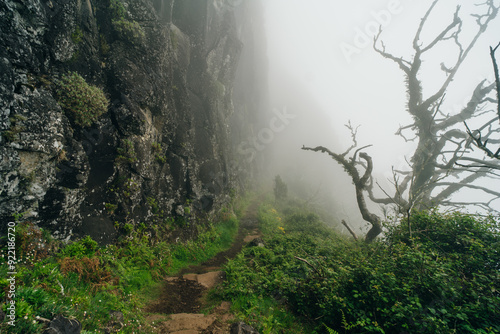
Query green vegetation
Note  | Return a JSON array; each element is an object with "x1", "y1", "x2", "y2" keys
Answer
[
  {"x1": 121, "y1": 178, "x2": 139, "y2": 199},
  {"x1": 116, "y1": 139, "x2": 138, "y2": 164},
  {"x1": 112, "y1": 19, "x2": 145, "y2": 41},
  {"x1": 109, "y1": 0, "x2": 145, "y2": 44},
  {"x1": 155, "y1": 155, "x2": 167, "y2": 163},
  {"x1": 104, "y1": 203, "x2": 118, "y2": 215},
  {"x1": 55, "y1": 72, "x2": 108, "y2": 127},
  {"x1": 3, "y1": 115, "x2": 26, "y2": 142},
  {"x1": 0, "y1": 210, "x2": 241, "y2": 333},
  {"x1": 3, "y1": 190, "x2": 498, "y2": 333},
  {"x1": 71, "y1": 27, "x2": 83, "y2": 44},
  {"x1": 151, "y1": 142, "x2": 167, "y2": 164},
  {"x1": 99, "y1": 34, "x2": 110, "y2": 55},
  {"x1": 146, "y1": 196, "x2": 159, "y2": 214},
  {"x1": 216, "y1": 203, "x2": 500, "y2": 333}
]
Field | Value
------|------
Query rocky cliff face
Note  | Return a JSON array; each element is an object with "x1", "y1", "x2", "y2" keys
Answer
[{"x1": 0, "y1": 0, "x2": 259, "y2": 243}]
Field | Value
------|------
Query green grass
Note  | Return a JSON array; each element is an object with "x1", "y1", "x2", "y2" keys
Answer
[{"x1": 0, "y1": 209, "x2": 242, "y2": 333}]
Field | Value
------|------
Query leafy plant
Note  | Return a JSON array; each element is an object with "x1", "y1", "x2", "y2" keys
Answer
[
  {"x1": 151, "y1": 142, "x2": 167, "y2": 163},
  {"x1": 104, "y1": 202, "x2": 118, "y2": 215},
  {"x1": 60, "y1": 235, "x2": 98, "y2": 258},
  {"x1": 218, "y1": 203, "x2": 500, "y2": 333},
  {"x1": 323, "y1": 324, "x2": 340, "y2": 334},
  {"x1": 147, "y1": 197, "x2": 159, "y2": 214},
  {"x1": 71, "y1": 26, "x2": 83, "y2": 44},
  {"x1": 112, "y1": 19, "x2": 144, "y2": 40},
  {"x1": 155, "y1": 154, "x2": 167, "y2": 163},
  {"x1": 116, "y1": 139, "x2": 137, "y2": 164},
  {"x1": 109, "y1": 0, "x2": 145, "y2": 44},
  {"x1": 56, "y1": 72, "x2": 108, "y2": 127},
  {"x1": 109, "y1": 0, "x2": 126, "y2": 19},
  {"x1": 123, "y1": 222, "x2": 134, "y2": 235}
]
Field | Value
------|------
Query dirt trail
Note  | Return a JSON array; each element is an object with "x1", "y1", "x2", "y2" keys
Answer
[{"x1": 144, "y1": 201, "x2": 261, "y2": 334}]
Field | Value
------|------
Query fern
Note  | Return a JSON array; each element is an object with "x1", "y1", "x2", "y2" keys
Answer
[
  {"x1": 322, "y1": 310, "x2": 363, "y2": 334},
  {"x1": 323, "y1": 323, "x2": 340, "y2": 334},
  {"x1": 340, "y1": 309, "x2": 364, "y2": 331}
]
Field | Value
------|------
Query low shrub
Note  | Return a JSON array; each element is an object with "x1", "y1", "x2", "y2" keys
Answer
[
  {"x1": 60, "y1": 235, "x2": 98, "y2": 258},
  {"x1": 219, "y1": 205, "x2": 500, "y2": 333},
  {"x1": 56, "y1": 72, "x2": 108, "y2": 127},
  {"x1": 109, "y1": 0, "x2": 145, "y2": 44}
]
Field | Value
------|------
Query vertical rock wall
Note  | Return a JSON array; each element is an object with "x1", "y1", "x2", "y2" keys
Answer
[{"x1": 0, "y1": 0, "x2": 257, "y2": 243}]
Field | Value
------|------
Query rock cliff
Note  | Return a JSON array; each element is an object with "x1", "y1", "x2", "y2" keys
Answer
[{"x1": 0, "y1": 0, "x2": 264, "y2": 243}]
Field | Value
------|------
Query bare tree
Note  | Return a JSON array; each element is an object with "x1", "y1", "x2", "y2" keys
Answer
[
  {"x1": 465, "y1": 42, "x2": 500, "y2": 163},
  {"x1": 303, "y1": 0, "x2": 500, "y2": 242}
]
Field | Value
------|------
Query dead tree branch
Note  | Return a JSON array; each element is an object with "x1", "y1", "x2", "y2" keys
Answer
[
  {"x1": 464, "y1": 122, "x2": 500, "y2": 160},
  {"x1": 374, "y1": 0, "x2": 499, "y2": 210},
  {"x1": 491, "y1": 42, "x2": 500, "y2": 122},
  {"x1": 341, "y1": 220, "x2": 358, "y2": 241},
  {"x1": 306, "y1": 1, "x2": 500, "y2": 241},
  {"x1": 302, "y1": 144, "x2": 382, "y2": 242},
  {"x1": 294, "y1": 256, "x2": 322, "y2": 276}
]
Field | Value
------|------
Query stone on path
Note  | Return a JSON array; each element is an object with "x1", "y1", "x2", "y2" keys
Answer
[{"x1": 182, "y1": 271, "x2": 225, "y2": 289}]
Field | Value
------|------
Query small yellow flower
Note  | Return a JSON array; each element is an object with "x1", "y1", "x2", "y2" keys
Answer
[{"x1": 278, "y1": 226, "x2": 285, "y2": 233}]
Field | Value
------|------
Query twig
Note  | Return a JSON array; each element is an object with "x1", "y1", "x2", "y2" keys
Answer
[
  {"x1": 490, "y1": 42, "x2": 500, "y2": 122},
  {"x1": 294, "y1": 256, "x2": 322, "y2": 276},
  {"x1": 341, "y1": 220, "x2": 358, "y2": 241}
]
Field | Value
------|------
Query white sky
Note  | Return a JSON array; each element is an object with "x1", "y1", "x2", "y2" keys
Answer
[{"x1": 261, "y1": 0, "x2": 500, "y2": 215}]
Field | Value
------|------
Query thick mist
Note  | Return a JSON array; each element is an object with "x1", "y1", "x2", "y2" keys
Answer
[{"x1": 255, "y1": 0, "x2": 500, "y2": 234}]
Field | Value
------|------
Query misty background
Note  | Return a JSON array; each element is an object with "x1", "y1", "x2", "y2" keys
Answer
[{"x1": 245, "y1": 0, "x2": 500, "y2": 234}]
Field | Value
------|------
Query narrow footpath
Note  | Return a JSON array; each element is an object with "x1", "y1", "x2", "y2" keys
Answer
[{"x1": 144, "y1": 201, "x2": 261, "y2": 334}]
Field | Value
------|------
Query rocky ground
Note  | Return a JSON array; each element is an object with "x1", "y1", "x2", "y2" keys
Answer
[{"x1": 143, "y1": 202, "x2": 261, "y2": 334}]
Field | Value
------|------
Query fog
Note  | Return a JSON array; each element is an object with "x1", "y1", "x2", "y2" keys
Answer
[{"x1": 252, "y1": 0, "x2": 500, "y2": 233}]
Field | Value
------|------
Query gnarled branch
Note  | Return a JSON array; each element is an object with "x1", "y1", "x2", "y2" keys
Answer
[{"x1": 302, "y1": 144, "x2": 382, "y2": 242}]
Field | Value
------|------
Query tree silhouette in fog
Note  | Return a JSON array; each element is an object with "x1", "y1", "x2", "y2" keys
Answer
[{"x1": 304, "y1": 0, "x2": 500, "y2": 242}]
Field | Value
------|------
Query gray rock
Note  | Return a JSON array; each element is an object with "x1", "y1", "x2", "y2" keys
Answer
[
  {"x1": 248, "y1": 237, "x2": 265, "y2": 248},
  {"x1": 43, "y1": 315, "x2": 81, "y2": 334},
  {"x1": 230, "y1": 321, "x2": 260, "y2": 334}
]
